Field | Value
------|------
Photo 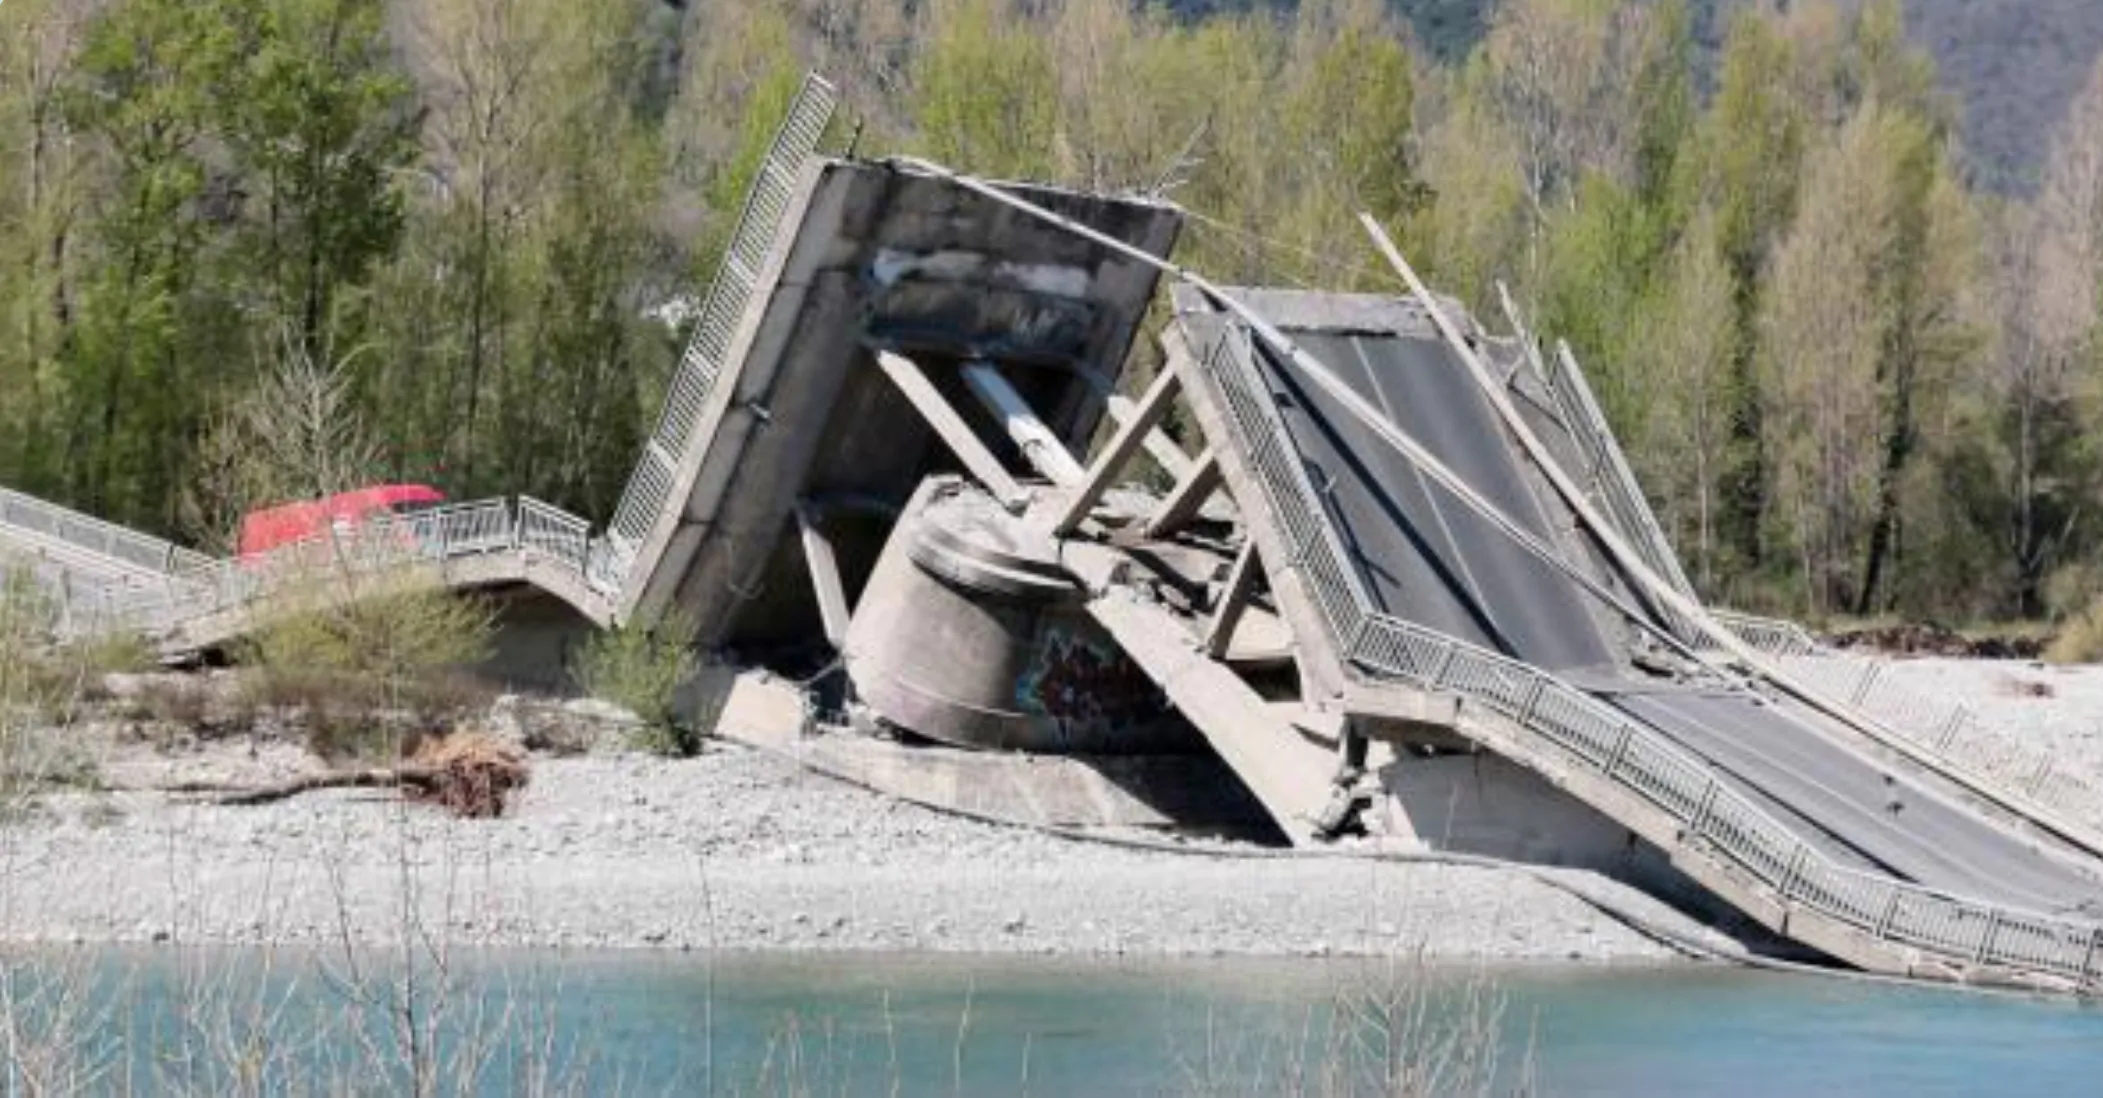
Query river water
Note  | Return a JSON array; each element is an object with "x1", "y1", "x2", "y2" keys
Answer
[{"x1": 32, "y1": 949, "x2": 2103, "y2": 1095}]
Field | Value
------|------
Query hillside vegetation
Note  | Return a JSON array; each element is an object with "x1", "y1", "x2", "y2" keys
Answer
[
  {"x1": 8, "y1": 0, "x2": 2103, "y2": 630},
  {"x1": 1181, "y1": 0, "x2": 2103, "y2": 188}
]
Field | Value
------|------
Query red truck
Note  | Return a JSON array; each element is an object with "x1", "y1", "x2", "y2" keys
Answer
[{"x1": 237, "y1": 484, "x2": 446, "y2": 559}]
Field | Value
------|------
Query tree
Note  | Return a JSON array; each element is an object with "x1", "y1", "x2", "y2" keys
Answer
[
  {"x1": 59, "y1": 0, "x2": 248, "y2": 529},
  {"x1": 0, "y1": 0, "x2": 89, "y2": 496},
  {"x1": 912, "y1": 0, "x2": 1058, "y2": 180},
  {"x1": 1699, "y1": 11, "x2": 1809, "y2": 584},
  {"x1": 1993, "y1": 54, "x2": 2103, "y2": 617},
  {"x1": 1622, "y1": 216, "x2": 1737, "y2": 592},
  {"x1": 1759, "y1": 97, "x2": 1978, "y2": 616},
  {"x1": 219, "y1": 0, "x2": 417, "y2": 356},
  {"x1": 1278, "y1": 0, "x2": 1425, "y2": 270}
]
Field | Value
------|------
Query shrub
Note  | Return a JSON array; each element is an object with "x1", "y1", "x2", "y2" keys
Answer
[
  {"x1": 572, "y1": 610, "x2": 701, "y2": 755},
  {"x1": 236, "y1": 565, "x2": 494, "y2": 761},
  {"x1": 125, "y1": 678, "x2": 212, "y2": 730},
  {"x1": 2047, "y1": 597, "x2": 2103, "y2": 665},
  {"x1": 75, "y1": 627, "x2": 155, "y2": 681},
  {"x1": 0, "y1": 570, "x2": 81, "y2": 726}
]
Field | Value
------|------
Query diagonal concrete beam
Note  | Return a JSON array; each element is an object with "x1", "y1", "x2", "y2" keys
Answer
[
  {"x1": 961, "y1": 362, "x2": 1087, "y2": 486},
  {"x1": 1053, "y1": 367, "x2": 1182, "y2": 536},
  {"x1": 1205, "y1": 537, "x2": 1262, "y2": 660},
  {"x1": 793, "y1": 501, "x2": 852, "y2": 648},
  {"x1": 1105, "y1": 394, "x2": 1198, "y2": 482},
  {"x1": 1144, "y1": 447, "x2": 1223, "y2": 540},
  {"x1": 874, "y1": 351, "x2": 1028, "y2": 509}
]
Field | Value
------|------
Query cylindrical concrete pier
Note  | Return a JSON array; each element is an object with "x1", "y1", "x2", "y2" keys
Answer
[{"x1": 844, "y1": 476, "x2": 1185, "y2": 753}]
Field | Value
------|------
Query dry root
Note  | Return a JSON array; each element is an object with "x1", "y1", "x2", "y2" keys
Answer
[
  {"x1": 157, "y1": 727, "x2": 529, "y2": 818},
  {"x1": 402, "y1": 727, "x2": 528, "y2": 818}
]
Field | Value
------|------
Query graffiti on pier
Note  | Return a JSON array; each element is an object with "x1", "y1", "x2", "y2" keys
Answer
[{"x1": 1013, "y1": 625, "x2": 1163, "y2": 737}]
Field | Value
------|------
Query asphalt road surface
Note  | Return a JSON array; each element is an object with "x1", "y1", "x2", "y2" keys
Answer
[{"x1": 1222, "y1": 314, "x2": 2103, "y2": 915}]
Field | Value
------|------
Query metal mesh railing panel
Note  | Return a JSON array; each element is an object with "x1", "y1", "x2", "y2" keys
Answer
[
  {"x1": 1534, "y1": 346, "x2": 1700, "y2": 640},
  {"x1": 606, "y1": 73, "x2": 837, "y2": 572},
  {"x1": 0, "y1": 487, "x2": 209, "y2": 578}
]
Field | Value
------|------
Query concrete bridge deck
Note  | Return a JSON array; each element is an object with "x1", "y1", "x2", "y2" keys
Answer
[{"x1": 1159, "y1": 284, "x2": 2103, "y2": 990}]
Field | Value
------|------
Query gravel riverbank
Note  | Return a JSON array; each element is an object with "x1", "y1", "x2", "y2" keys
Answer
[
  {"x1": 1865, "y1": 657, "x2": 2103, "y2": 784},
  {"x1": 0, "y1": 656, "x2": 2091, "y2": 963},
  {"x1": 0, "y1": 723, "x2": 1723, "y2": 962}
]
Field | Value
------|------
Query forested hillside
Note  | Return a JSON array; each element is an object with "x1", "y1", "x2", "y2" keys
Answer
[
  {"x1": 1902, "y1": 0, "x2": 2103, "y2": 190},
  {"x1": 1183, "y1": 0, "x2": 2103, "y2": 187},
  {"x1": 8, "y1": 0, "x2": 2103, "y2": 631}
]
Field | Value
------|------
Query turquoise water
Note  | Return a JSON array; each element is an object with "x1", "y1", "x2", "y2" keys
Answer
[{"x1": 35, "y1": 950, "x2": 2103, "y2": 1094}]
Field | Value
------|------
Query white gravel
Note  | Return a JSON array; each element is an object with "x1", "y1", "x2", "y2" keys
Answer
[
  {"x1": 12, "y1": 656, "x2": 2091, "y2": 963},
  {"x1": 0, "y1": 730, "x2": 1716, "y2": 962},
  {"x1": 1866, "y1": 657, "x2": 2103, "y2": 785}
]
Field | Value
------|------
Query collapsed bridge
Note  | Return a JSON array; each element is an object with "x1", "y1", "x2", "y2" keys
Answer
[{"x1": 8, "y1": 76, "x2": 2103, "y2": 995}]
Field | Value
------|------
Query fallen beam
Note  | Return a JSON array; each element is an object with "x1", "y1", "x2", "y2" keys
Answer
[
  {"x1": 1054, "y1": 367, "x2": 1182, "y2": 535},
  {"x1": 874, "y1": 351, "x2": 1028, "y2": 508},
  {"x1": 961, "y1": 362, "x2": 1087, "y2": 486},
  {"x1": 794, "y1": 502, "x2": 853, "y2": 648},
  {"x1": 1106, "y1": 394, "x2": 1198, "y2": 482},
  {"x1": 1205, "y1": 539, "x2": 1261, "y2": 660},
  {"x1": 1144, "y1": 447, "x2": 1223, "y2": 540}
]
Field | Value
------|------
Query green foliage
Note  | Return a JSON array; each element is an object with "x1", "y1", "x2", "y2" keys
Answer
[
  {"x1": 5, "y1": 0, "x2": 2103, "y2": 632},
  {"x1": 72, "y1": 628, "x2": 155, "y2": 680},
  {"x1": 237, "y1": 570, "x2": 494, "y2": 760},
  {"x1": 218, "y1": 0, "x2": 417, "y2": 353},
  {"x1": 572, "y1": 611, "x2": 700, "y2": 755},
  {"x1": 244, "y1": 574, "x2": 492, "y2": 692},
  {"x1": 0, "y1": 571, "x2": 107, "y2": 793},
  {"x1": 0, "y1": 570, "x2": 64, "y2": 713},
  {"x1": 913, "y1": 0, "x2": 1058, "y2": 179}
]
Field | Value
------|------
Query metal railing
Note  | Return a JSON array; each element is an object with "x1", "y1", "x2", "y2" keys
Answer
[
  {"x1": 1710, "y1": 609, "x2": 1825, "y2": 656},
  {"x1": 1739, "y1": 644, "x2": 2103, "y2": 833},
  {"x1": 55, "y1": 497, "x2": 599, "y2": 640},
  {"x1": 604, "y1": 73, "x2": 838, "y2": 577},
  {"x1": 0, "y1": 486, "x2": 213, "y2": 578},
  {"x1": 1700, "y1": 605, "x2": 2103, "y2": 834},
  {"x1": 1196, "y1": 315, "x2": 2103, "y2": 988},
  {"x1": 1524, "y1": 343, "x2": 1708, "y2": 646},
  {"x1": 1518, "y1": 338, "x2": 2103, "y2": 870}
]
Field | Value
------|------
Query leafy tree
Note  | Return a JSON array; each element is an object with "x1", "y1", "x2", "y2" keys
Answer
[
  {"x1": 1699, "y1": 11, "x2": 1809, "y2": 586},
  {"x1": 218, "y1": 0, "x2": 417, "y2": 356},
  {"x1": 913, "y1": 0, "x2": 1058, "y2": 180}
]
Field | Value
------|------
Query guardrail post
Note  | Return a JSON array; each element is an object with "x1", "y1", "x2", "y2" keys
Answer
[
  {"x1": 1874, "y1": 888, "x2": 1902, "y2": 938},
  {"x1": 2025, "y1": 757, "x2": 2055, "y2": 796},
  {"x1": 1516, "y1": 676, "x2": 1547, "y2": 725},
  {"x1": 1849, "y1": 663, "x2": 1878, "y2": 705},
  {"x1": 2083, "y1": 927, "x2": 2101, "y2": 984},
  {"x1": 1976, "y1": 910, "x2": 2002, "y2": 963},
  {"x1": 1603, "y1": 725, "x2": 1635, "y2": 779},
  {"x1": 1689, "y1": 780, "x2": 1719, "y2": 839},
  {"x1": 1428, "y1": 644, "x2": 1457, "y2": 689},
  {"x1": 1342, "y1": 614, "x2": 1372, "y2": 665},
  {"x1": 1778, "y1": 844, "x2": 1808, "y2": 901},
  {"x1": 1933, "y1": 709, "x2": 1964, "y2": 751}
]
